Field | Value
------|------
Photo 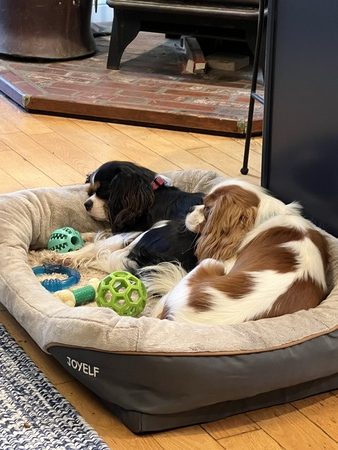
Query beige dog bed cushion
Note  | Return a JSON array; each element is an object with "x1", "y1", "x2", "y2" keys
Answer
[{"x1": 0, "y1": 169, "x2": 337, "y2": 433}]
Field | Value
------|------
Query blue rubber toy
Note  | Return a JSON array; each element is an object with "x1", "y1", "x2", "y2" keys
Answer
[{"x1": 33, "y1": 264, "x2": 81, "y2": 293}]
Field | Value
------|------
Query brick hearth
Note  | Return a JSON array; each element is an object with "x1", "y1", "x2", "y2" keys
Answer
[{"x1": 0, "y1": 33, "x2": 263, "y2": 135}]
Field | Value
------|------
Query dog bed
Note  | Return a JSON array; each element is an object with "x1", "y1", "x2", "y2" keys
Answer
[{"x1": 0, "y1": 169, "x2": 337, "y2": 434}]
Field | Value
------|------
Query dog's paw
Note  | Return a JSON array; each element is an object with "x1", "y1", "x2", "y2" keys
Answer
[
  {"x1": 37, "y1": 250, "x2": 80, "y2": 268},
  {"x1": 80, "y1": 232, "x2": 97, "y2": 243},
  {"x1": 31, "y1": 250, "x2": 62, "y2": 265},
  {"x1": 46, "y1": 252, "x2": 68, "y2": 266},
  {"x1": 59, "y1": 254, "x2": 87, "y2": 269}
]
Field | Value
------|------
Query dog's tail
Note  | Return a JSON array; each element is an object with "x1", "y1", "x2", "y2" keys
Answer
[{"x1": 137, "y1": 262, "x2": 187, "y2": 298}]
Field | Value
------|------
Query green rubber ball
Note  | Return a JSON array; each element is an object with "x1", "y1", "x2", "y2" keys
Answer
[
  {"x1": 48, "y1": 227, "x2": 84, "y2": 253},
  {"x1": 96, "y1": 271, "x2": 147, "y2": 317}
]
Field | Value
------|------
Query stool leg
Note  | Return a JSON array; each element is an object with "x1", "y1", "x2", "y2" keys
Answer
[
  {"x1": 241, "y1": 94, "x2": 256, "y2": 175},
  {"x1": 241, "y1": 0, "x2": 266, "y2": 175},
  {"x1": 107, "y1": 12, "x2": 140, "y2": 69}
]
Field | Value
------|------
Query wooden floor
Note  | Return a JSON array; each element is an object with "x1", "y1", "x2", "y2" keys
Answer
[{"x1": 0, "y1": 92, "x2": 337, "y2": 449}]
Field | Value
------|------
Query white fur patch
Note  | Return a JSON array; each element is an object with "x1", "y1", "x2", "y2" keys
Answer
[
  {"x1": 139, "y1": 262, "x2": 187, "y2": 298},
  {"x1": 85, "y1": 194, "x2": 108, "y2": 221},
  {"x1": 185, "y1": 205, "x2": 205, "y2": 232}
]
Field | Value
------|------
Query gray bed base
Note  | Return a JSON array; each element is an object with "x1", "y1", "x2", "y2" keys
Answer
[{"x1": 49, "y1": 330, "x2": 338, "y2": 433}]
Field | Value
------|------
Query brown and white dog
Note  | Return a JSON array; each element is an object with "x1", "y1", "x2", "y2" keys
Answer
[{"x1": 150, "y1": 179, "x2": 330, "y2": 325}]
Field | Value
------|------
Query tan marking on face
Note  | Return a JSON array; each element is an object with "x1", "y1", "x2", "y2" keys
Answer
[{"x1": 87, "y1": 181, "x2": 100, "y2": 197}]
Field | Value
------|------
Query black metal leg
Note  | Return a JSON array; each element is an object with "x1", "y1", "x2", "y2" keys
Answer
[
  {"x1": 241, "y1": 94, "x2": 256, "y2": 174},
  {"x1": 241, "y1": 0, "x2": 266, "y2": 175},
  {"x1": 107, "y1": 12, "x2": 140, "y2": 70}
]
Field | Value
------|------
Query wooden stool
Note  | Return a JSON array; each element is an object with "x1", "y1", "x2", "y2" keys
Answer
[{"x1": 106, "y1": 0, "x2": 262, "y2": 70}]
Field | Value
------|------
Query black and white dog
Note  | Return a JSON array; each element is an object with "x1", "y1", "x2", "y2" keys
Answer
[{"x1": 57, "y1": 161, "x2": 203, "y2": 274}]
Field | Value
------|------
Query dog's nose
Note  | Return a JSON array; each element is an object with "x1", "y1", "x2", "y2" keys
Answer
[
  {"x1": 189, "y1": 205, "x2": 196, "y2": 213},
  {"x1": 84, "y1": 199, "x2": 93, "y2": 211}
]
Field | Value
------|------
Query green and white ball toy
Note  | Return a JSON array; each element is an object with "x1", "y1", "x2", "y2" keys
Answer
[
  {"x1": 48, "y1": 227, "x2": 84, "y2": 253},
  {"x1": 96, "y1": 271, "x2": 147, "y2": 317}
]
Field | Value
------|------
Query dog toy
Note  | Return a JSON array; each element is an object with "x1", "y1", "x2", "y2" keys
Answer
[
  {"x1": 96, "y1": 271, "x2": 147, "y2": 317},
  {"x1": 48, "y1": 227, "x2": 84, "y2": 253},
  {"x1": 33, "y1": 264, "x2": 81, "y2": 293},
  {"x1": 54, "y1": 278, "x2": 100, "y2": 307}
]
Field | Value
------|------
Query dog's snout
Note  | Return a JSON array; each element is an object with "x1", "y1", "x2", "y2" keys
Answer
[
  {"x1": 84, "y1": 199, "x2": 93, "y2": 211},
  {"x1": 189, "y1": 205, "x2": 196, "y2": 213}
]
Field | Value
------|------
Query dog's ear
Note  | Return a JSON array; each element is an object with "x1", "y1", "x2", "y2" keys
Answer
[
  {"x1": 85, "y1": 172, "x2": 93, "y2": 184},
  {"x1": 107, "y1": 168, "x2": 154, "y2": 232},
  {"x1": 196, "y1": 188, "x2": 257, "y2": 261}
]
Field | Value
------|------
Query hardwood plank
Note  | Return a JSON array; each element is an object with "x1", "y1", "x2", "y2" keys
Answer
[
  {"x1": 0, "y1": 167, "x2": 25, "y2": 193},
  {"x1": 218, "y1": 429, "x2": 282, "y2": 450},
  {"x1": 247, "y1": 404, "x2": 338, "y2": 449},
  {"x1": 201, "y1": 414, "x2": 258, "y2": 440},
  {"x1": 233, "y1": 136, "x2": 263, "y2": 155},
  {"x1": 150, "y1": 127, "x2": 209, "y2": 150},
  {"x1": 0, "y1": 149, "x2": 58, "y2": 189},
  {"x1": 24, "y1": 113, "x2": 54, "y2": 135},
  {"x1": 111, "y1": 123, "x2": 215, "y2": 171},
  {"x1": 0, "y1": 96, "x2": 52, "y2": 135},
  {"x1": 189, "y1": 146, "x2": 261, "y2": 184},
  {"x1": 42, "y1": 116, "x2": 178, "y2": 173},
  {"x1": 0, "y1": 132, "x2": 84, "y2": 186},
  {"x1": 0, "y1": 140, "x2": 15, "y2": 152},
  {"x1": 190, "y1": 132, "x2": 261, "y2": 175},
  {"x1": 0, "y1": 116, "x2": 20, "y2": 134},
  {"x1": 292, "y1": 393, "x2": 338, "y2": 441},
  {"x1": 153, "y1": 425, "x2": 224, "y2": 449},
  {"x1": 76, "y1": 119, "x2": 180, "y2": 172},
  {"x1": 31, "y1": 131, "x2": 102, "y2": 179},
  {"x1": 162, "y1": 146, "x2": 226, "y2": 173},
  {"x1": 35, "y1": 116, "x2": 132, "y2": 163}
]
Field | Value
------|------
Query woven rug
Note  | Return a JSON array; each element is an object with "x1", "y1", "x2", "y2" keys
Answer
[{"x1": 0, "y1": 325, "x2": 109, "y2": 450}]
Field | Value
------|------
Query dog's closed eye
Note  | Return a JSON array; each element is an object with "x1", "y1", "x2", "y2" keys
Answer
[{"x1": 204, "y1": 206, "x2": 211, "y2": 217}]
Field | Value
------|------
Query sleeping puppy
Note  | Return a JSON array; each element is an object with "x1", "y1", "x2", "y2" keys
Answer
[
  {"x1": 51, "y1": 161, "x2": 203, "y2": 273},
  {"x1": 151, "y1": 179, "x2": 330, "y2": 325},
  {"x1": 84, "y1": 160, "x2": 203, "y2": 232}
]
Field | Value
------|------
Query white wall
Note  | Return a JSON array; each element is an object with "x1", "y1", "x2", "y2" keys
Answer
[{"x1": 91, "y1": 1, "x2": 113, "y2": 23}]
